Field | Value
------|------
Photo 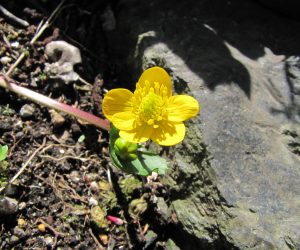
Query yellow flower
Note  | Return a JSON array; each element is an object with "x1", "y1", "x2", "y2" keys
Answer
[{"x1": 102, "y1": 67, "x2": 199, "y2": 146}]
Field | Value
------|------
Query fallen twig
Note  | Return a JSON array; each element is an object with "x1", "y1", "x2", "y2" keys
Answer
[
  {"x1": 5, "y1": 0, "x2": 66, "y2": 76},
  {"x1": 12, "y1": 138, "x2": 46, "y2": 181},
  {"x1": 0, "y1": 138, "x2": 47, "y2": 193},
  {"x1": 0, "y1": 4, "x2": 29, "y2": 27}
]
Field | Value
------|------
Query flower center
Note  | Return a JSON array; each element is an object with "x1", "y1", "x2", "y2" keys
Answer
[{"x1": 137, "y1": 92, "x2": 164, "y2": 127}]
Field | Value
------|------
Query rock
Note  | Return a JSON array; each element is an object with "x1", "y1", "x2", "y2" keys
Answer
[
  {"x1": 165, "y1": 239, "x2": 180, "y2": 250},
  {"x1": 19, "y1": 104, "x2": 35, "y2": 118},
  {"x1": 3, "y1": 183, "x2": 19, "y2": 197},
  {"x1": 44, "y1": 40, "x2": 82, "y2": 84},
  {"x1": 49, "y1": 109, "x2": 65, "y2": 127},
  {"x1": 156, "y1": 197, "x2": 171, "y2": 222},
  {"x1": 69, "y1": 170, "x2": 80, "y2": 183},
  {"x1": 13, "y1": 226, "x2": 26, "y2": 238},
  {"x1": 44, "y1": 236, "x2": 54, "y2": 247},
  {"x1": 0, "y1": 196, "x2": 18, "y2": 216},
  {"x1": 107, "y1": 0, "x2": 300, "y2": 249},
  {"x1": 144, "y1": 230, "x2": 158, "y2": 249},
  {"x1": 9, "y1": 235, "x2": 19, "y2": 244},
  {"x1": 88, "y1": 197, "x2": 98, "y2": 206},
  {"x1": 0, "y1": 56, "x2": 12, "y2": 65}
]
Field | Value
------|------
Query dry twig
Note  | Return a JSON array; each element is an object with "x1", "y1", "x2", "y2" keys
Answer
[
  {"x1": 5, "y1": 0, "x2": 66, "y2": 76},
  {"x1": 0, "y1": 4, "x2": 29, "y2": 27},
  {"x1": 0, "y1": 138, "x2": 47, "y2": 193},
  {"x1": 36, "y1": 218, "x2": 65, "y2": 249}
]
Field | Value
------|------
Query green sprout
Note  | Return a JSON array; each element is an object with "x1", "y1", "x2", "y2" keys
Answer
[
  {"x1": 0, "y1": 145, "x2": 9, "y2": 187},
  {"x1": 0, "y1": 145, "x2": 8, "y2": 162}
]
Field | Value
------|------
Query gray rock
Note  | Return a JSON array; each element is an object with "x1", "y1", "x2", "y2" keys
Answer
[
  {"x1": 156, "y1": 197, "x2": 171, "y2": 222},
  {"x1": 9, "y1": 235, "x2": 19, "y2": 244},
  {"x1": 0, "y1": 56, "x2": 12, "y2": 65},
  {"x1": 0, "y1": 196, "x2": 18, "y2": 215},
  {"x1": 165, "y1": 239, "x2": 180, "y2": 250},
  {"x1": 108, "y1": 0, "x2": 300, "y2": 249},
  {"x1": 44, "y1": 40, "x2": 82, "y2": 84},
  {"x1": 144, "y1": 230, "x2": 158, "y2": 249},
  {"x1": 13, "y1": 227, "x2": 26, "y2": 238},
  {"x1": 19, "y1": 104, "x2": 35, "y2": 118}
]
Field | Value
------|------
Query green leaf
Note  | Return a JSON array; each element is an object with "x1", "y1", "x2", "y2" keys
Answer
[
  {"x1": 0, "y1": 145, "x2": 8, "y2": 162},
  {"x1": 109, "y1": 126, "x2": 168, "y2": 176}
]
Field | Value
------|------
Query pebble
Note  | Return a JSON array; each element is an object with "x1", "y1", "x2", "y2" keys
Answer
[
  {"x1": 18, "y1": 202, "x2": 26, "y2": 210},
  {"x1": 11, "y1": 41, "x2": 19, "y2": 48},
  {"x1": 10, "y1": 235, "x2": 19, "y2": 244},
  {"x1": 90, "y1": 181, "x2": 99, "y2": 192},
  {"x1": 37, "y1": 223, "x2": 46, "y2": 233},
  {"x1": 17, "y1": 218, "x2": 27, "y2": 227},
  {"x1": 19, "y1": 104, "x2": 35, "y2": 118},
  {"x1": 13, "y1": 226, "x2": 26, "y2": 238},
  {"x1": 15, "y1": 131, "x2": 24, "y2": 139},
  {"x1": 3, "y1": 183, "x2": 19, "y2": 197},
  {"x1": 70, "y1": 171, "x2": 80, "y2": 183},
  {"x1": 88, "y1": 197, "x2": 98, "y2": 206},
  {"x1": 0, "y1": 197, "x2": 18, "y2": 216},
  {"x1": 44, "y1": 236, "x2": 54, "y2": 247},
  {"x1": 49, "y1": 109, "x2": 65, "y2": 127},
  {"x1": 0, "y1": 56, "x2": 12, "y2": 65}
]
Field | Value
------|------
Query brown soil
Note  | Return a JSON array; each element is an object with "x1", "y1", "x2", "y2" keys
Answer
[{"x1": 0, "y1": 1, "x2": 167, "y2": 249}]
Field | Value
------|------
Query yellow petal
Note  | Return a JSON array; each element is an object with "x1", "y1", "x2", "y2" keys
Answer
[
  {"x1": 151, "y1": 122, "x2": 186, "y2": 146},
  {"x1": 119, "y1": 124, "x2": 153, "y2": 143},
  {"x1": 111, "y1": 112, "x2": 136, "y2": 130},
  {"x1": 167, "y1": 95, "x2": 199, "y2": 122},
  {"x1": 102, "y1": 89, "x2": 133, "y2": 121},
  {"x1": 137, "y1": 67, "x2": 172, "y2": 96}
]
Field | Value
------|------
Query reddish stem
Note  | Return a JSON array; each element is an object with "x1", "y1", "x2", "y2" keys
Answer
[{"x1": 0, "y1": 75, "x2": 110, "y2": 131}]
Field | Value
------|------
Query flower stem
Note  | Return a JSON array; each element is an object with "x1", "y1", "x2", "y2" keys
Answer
[{"x1": 0, "y1": 75, "x2": 110, "y2": 131}]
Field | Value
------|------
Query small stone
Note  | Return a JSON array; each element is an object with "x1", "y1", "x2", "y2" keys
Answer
[
  {"x1": 18, "y1": 202, "x2": 26, "y2": 210},
  {"x1": 0, "y1": 56, "x2": 12, "y2": 65},
  {"x1": 156, "y1": 197, "x2": 171, "y2": 221},
  {"x1": 84, "y1": 173, "x2": 99, "y2": 183},
  {"x1": 49, "y1": 109, "x2": 65, "y2": 127},
  {"x1": 11, "y1": 41, "x2": 19, "y2": 48},
  {"x1": 37, "y1": 223, "x2": 46, "y2": 233},
  {"x1": 165, "y1": 238, "x2": 180, "y2": 250},
  {"x1": 99, "y1": 234, "x2": 109, "y2": 245},
  {"x1": 44, "y1": 236, "x2": 54, "y2": 247},
  {"x1": 10, "y1": 235, "x2": 19, "y2": 244},
  {"x1": 13, "y1": 226, "x2": 26, "y2": 238},
  {"x1": 15, "y1": 131, "x2": 24, "y2": 139},
  {"x1": 88, "y1": 197, "x2": 98, "y2": 206},
  {"x1": 70, "y1": 171, "x2": 80, "y2": 183},
  {"x1": 19, "y1": 104, "x2": 35, "y2": 118},
  {"x1": 0, "y1": 197, "x2": 18, "y2": 216},
  {"x1": 90, "y1": 181, "x2": 99, "y2": 192},
  {"x1": 144, "y1": 230, "x2": 158, "y2": 249},
  {"x1": 3, "y1": 183, "x2": 19, "y2": 197},
  {"x1": 17, "y1": 218, "x2": 27, "y2": 227},
  {"x1": 45, "y1": 41, "x2": 82, "y2": 84}
]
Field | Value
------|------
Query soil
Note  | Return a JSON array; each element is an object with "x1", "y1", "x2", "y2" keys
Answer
[{"x1": 0, "y1": 1, "x2": 168, "y2": 249}]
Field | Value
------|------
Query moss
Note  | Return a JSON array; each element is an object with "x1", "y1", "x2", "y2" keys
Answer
[
  {"x1": 119, "y1": 175, "x2": 142, "y2": 200},
  {"x1": 90, "y1": 206, "x2": 109, "y2": 229}
]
